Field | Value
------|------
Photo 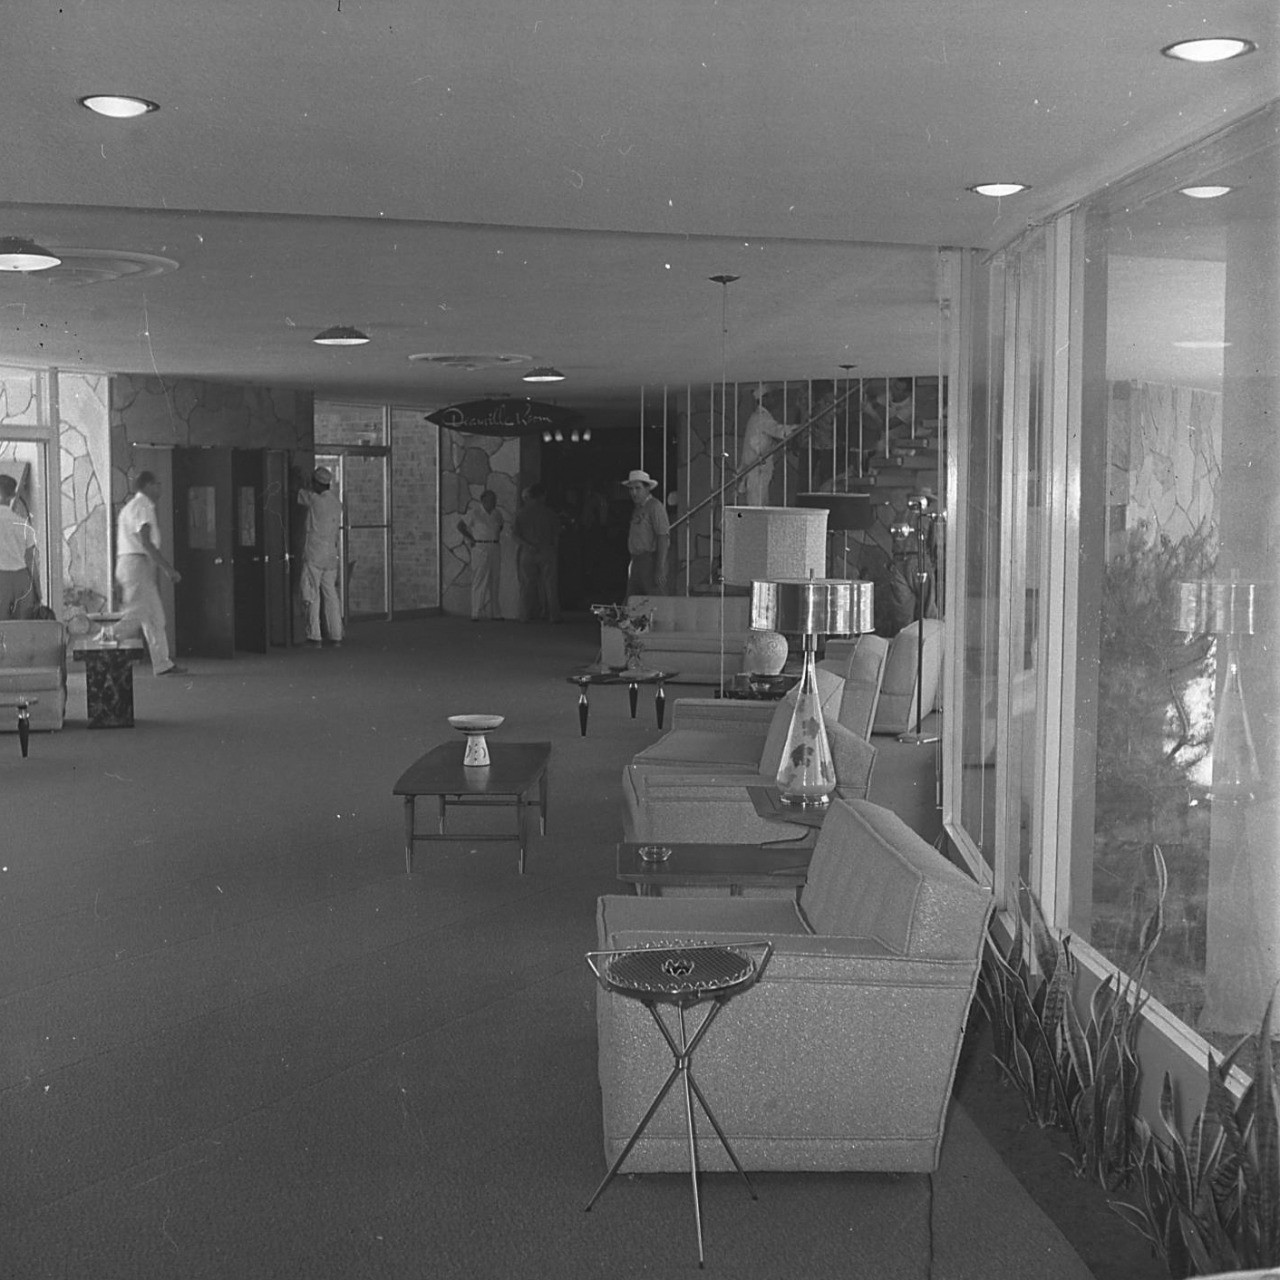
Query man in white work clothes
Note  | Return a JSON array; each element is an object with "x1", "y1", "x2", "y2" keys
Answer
[
  {"x1": 456, "y1": 489, "x2": 504, "y2": 619},
  {"x1": 296, "y1": 465, "x2": 344, "y2": 646},
  {"x1": 115, "y1": 471, "x2": 186, "y2": 676}
]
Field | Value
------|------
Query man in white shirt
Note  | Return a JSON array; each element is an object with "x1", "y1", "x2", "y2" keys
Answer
[
  {"x1": 0, "y1": 473, "x2": 38, "y2": 619},
  {"x1": 296, "y1": 465, "x2": 344, "y2": 646},
  {"x1": 115, "y1": 471, "x2": 186, "y2": 676},
  {"x1": 456, "y1": 489, "x2": 505, "y2": 620}
]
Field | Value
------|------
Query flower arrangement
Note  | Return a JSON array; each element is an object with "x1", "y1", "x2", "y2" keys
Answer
[{"x1": 591, "y1": 601, "x2": 653, "y2": 669}]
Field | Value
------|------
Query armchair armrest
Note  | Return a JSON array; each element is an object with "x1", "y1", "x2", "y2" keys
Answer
[
  {"x1": 670, "y1": 698, "x2": 778, "y2": 732},
  {"x1": 828, "y1": 720, "x2": 876, "y2": 799}
]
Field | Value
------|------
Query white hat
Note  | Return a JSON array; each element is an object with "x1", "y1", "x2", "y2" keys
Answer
[
  {"x1": 312, "y1": 465, "x2": 333, "y2": 485},
  {"x1": 624, "y1": 469, "x2": 658, "y2": 489}
]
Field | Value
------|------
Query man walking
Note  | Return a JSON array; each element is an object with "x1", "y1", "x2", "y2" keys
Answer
[
  {"x1": 116, "y1": 471, "x2": 186, "y2": 676},
  {"x1": 456, "y1": 489, "x2": 504, "y2": 620},
  {"x1": 0, "y1": 473, "x2": 38, "y2": 619},
  {"x1": 296, "y1": 465, "x2": 344, "y2": 646},
  {"x1": 623, "y1": 469, "x2": 669, "y2": 596}
]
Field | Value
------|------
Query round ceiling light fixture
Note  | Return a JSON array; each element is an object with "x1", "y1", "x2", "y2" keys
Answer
[
  {"x1": 1161, "y1": 37, "x2": 1256, "y2": 63},
  {"x1": 79, "y1": 94, "x2": 159, "y2": 118},
  {"x1": 313, "y1": 325, "x2": 371, "y2": 346},
  {"x1": 968, "y1": 182, "x2": 1030, "y2": 198},
  {"x1": 0, "y1": 237, "x2": 62, "y2": 271},
  {"x1": 1180, "y1": 185, "x2": 1233, "y2": 199},
  {"x1": 522, "y1": 366, "x2": 566, "y2": 382}
]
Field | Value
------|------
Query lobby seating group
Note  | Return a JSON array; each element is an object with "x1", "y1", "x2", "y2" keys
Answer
[{"x1": 595, "y1": 796, "x2": 994, "y2": 1172}]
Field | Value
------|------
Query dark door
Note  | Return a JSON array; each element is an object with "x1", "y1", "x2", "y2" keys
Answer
[
  {"x1": 264, "y1": 449, "x2": 292, "y2": 646},
  {"x1": 173, "y1": 447, "x2": 235, "y2": 659},
  {"x1": 232, "y1": 449, "x2": 268, "y2": 653}
]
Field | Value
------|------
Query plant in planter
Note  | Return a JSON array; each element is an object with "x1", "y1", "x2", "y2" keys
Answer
[
  {"x1": 977, "y1": 844, "x2": 1167, "y2": 1191},
  {"x1": 1115, "y1": 994, "x2": 1280, "y2": 1279}
]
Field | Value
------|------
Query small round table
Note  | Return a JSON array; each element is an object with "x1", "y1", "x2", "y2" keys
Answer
[
  {"x1": 584, "y1": 940, "x2": 772, "y2": 1267},
  {"x1": 567, "y1": 667, "x2": 677, "y2": 736}
]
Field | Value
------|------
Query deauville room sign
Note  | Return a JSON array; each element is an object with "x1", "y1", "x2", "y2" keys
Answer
[{"x1": 424, "y1": 399, "x2": 580, "y2": 437}]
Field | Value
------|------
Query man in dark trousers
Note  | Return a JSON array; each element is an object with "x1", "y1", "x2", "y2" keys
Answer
[
  {"x1": 512, "y1": 484, "x2": 561, "y2": 622},
  {"x1": 296, "y1": 465, "x2": 344, "y2": 646}
]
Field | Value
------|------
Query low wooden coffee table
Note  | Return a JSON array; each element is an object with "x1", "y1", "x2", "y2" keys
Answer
[
  {"x1": 393, "y1": 740, "x2": 551, "y2": 875},
  {"x1": 616, "y1": 841, "x2": 812, "y2": 897}
]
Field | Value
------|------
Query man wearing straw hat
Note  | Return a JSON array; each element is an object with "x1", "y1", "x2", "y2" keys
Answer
[{"x1": 623, "y1": 469, "x2": 669, "y2": 596}]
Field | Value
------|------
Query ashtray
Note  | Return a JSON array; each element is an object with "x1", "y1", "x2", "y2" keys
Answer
[{"x1": 638, "y1": 844, "x2": 673, "y2": 863}]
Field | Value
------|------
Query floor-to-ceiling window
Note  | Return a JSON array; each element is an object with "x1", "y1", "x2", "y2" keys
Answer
[{"x1": 947, "y1": 103, "x2": 1279, "y2": 1084}]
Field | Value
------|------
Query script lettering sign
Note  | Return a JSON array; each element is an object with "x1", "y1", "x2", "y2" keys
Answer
[{"x1": 425, "y1": 399, "x2": 579, "y2": 437}]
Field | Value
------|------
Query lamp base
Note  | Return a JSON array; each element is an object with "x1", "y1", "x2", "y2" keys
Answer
[
  {"x1": 896, "y1": 729, "x2": 940, "y2": 746},
  {"x1": 778, "y1": 791, "x2": 832, "y2": 809}
]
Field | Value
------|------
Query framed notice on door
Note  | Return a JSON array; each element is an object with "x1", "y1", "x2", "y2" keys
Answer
[{"x1": 187, "y1": 485, "x2": 216, "y2": 550}]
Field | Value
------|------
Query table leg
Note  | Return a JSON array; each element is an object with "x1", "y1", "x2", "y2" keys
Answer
[
  {"x1": 403, "y1": 797, "x2": 416, "y2": 874},
  {"x1": 17, "y1": 702, "x2": 30, "y2": 758},
  {"x1": 655, "y1": 678, "x2": 666, "y2": 730},
  {"x1": 576, "y1": 679, "x2": 590, "y2": 736},
  {"x1": 438, "y1": 795, "x2": 447, "y2": 834},
  {"x1": 518, "y1": 788, "x2": 530, "y2": 875},
  {"x1": 539, "y1": 767, "x2": 549, "y2": 835},
  {"x1": 627, "y1": 679, "x2": 638, "y2": 719}
]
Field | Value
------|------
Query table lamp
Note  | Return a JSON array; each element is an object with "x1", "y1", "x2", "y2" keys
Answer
[
  {"x1": 722, "y1": 505, "x2": 828, "y2": 677},
  {"x1": 751, "y1": 576, "x2": 874, "y2": 806}
]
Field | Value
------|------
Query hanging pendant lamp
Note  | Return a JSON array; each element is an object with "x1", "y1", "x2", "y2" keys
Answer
[{"x1": 0, "y1": 238, "x2": 61, "y2": 271}]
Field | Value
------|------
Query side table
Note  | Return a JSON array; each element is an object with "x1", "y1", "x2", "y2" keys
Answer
[
  {"x1": 584, "y1": 941, "x2": 773, "y2": 1268},
  {"x1": 72, "y1": 641, "x2": 147, "y2": 728}
]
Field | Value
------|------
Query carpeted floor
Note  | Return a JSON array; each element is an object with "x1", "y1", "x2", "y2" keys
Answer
[{"x1": 1, "y1": 615, "x2": 1095, "y2": 1278}]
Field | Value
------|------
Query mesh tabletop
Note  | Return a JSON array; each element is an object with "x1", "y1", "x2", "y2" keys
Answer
[{"x1": 598, "y1": 944, "x2": 760, "y2": 1001}]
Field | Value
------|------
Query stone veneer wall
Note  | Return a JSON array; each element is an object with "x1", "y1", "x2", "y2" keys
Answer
[
  {"x1": 57, "y1": 373, "x2": 112, "y2": 612},
  {"x1": 438, "y1": 432, "x2": 521, "y2": 618},
  {"x1": 390, "y1": 408, "x2": 440, "y2": 612}
]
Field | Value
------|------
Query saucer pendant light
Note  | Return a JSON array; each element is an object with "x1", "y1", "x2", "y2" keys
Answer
[
  {"x1": 0, "y1": 238, "x2": 61, "y2": 271},
  {"x1": 313, "y1": 326, "x2": 371, "y2": 346}
]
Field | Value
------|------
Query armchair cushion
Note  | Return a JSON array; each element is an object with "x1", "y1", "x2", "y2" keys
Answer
[
  {"x1": 874, "y1": 619, "x2": 943, "y2": 733},
  {"x1": 819, "y1": 633, "x2": 890, "y2": 740}
]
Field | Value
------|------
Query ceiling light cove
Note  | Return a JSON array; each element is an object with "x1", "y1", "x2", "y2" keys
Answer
[
  {"x1": 522, "y1": 366, "x2": 566, "y2": 382},
  {"x1": 968, "y1": 183, "x2": 1029, "y2": 198},
  {"x1": 1161, "y1": 38, "x2": 1256, "y2": 63},
  {"x1": 0, "y1": 237, "x2": 62, "y2": 271},
  {"x1": 1180, "y1": 185, "x2": 1233, "y2": 199},
  {"x1": 79, "y1": 94, "x2": 159, "y2": 118},
  {"x1": 312, "y1": 325, "x2": 371, "y2": 346}
]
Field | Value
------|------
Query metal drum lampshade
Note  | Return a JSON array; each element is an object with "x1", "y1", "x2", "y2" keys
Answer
[
  {"x1": 751, "y1": 578, "x2": 874, "y2": 806},
  {"x1": 723, "y1": 506, "x2": 828, "y2": 676}
]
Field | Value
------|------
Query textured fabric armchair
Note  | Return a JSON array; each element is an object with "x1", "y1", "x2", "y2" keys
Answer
[{"x1": 595, "y1": 798, "x2": 994, "y2": 1172}]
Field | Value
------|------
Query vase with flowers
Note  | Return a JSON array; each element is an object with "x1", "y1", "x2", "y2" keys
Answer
[{"x1": 591, "y1": 601, "x2": 654, "y2": 671}]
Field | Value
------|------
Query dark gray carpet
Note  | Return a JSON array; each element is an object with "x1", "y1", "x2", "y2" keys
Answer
[{"x1": 0, "y1": 616, "x2": 1092, "y2": 1278}]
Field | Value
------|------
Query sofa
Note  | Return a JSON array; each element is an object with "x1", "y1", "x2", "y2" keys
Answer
[
  {"x1": 825, "y1": 618, "x2": 943, "y2": 735},
  {"x1": 623, "y1": 667, "x2": 876, "y2": 844},
  {"x1": 599, "y1": 595, "x2": 752, "y2": 682},
  {"x1": 0, "y1": 619, "x2": 68, "y2": 731},
  {"x1": 594, "y1": 797, "x2": 994, "y2": 1172}
]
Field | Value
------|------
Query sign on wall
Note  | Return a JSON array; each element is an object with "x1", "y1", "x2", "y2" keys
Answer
[{"x1": 424, "y1": 399, "x2": 579, "y2": 437}]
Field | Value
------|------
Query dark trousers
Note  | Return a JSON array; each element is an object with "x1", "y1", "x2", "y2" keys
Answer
[{"x1": 518, "y1": 546, "x2": 560, "y2": 622}]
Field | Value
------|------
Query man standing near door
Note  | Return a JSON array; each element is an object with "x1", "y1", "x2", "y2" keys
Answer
[
  {"x1": 296, "y1": 465, "x2": 344, "y2": 647},
  {"x1": 116, "y1": 471, "x2": 186, "y2": 676},
  {"x1": 0, "y1": 473, "x2": 39, "y2": 619},
  {"x1": 456, "y1": 489, "x2": 505, "y2": 620}
]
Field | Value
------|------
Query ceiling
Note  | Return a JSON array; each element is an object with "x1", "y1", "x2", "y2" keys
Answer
[{"x1": 0, "y1": 0, "x2": 1274, "y2": 415}]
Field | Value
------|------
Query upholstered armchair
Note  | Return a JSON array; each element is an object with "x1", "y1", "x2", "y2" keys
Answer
[
  {"x1": 595, "y1": 798, "x2": 994, "y2": 1172},
  {"x1": 623, "y1": 669, "x2": 876, "y2": 844}
]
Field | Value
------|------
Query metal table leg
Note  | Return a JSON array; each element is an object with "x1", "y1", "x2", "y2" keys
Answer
[
  {"x1": 576, "y1": 678, "x2": 590, "y2": 736},
  {"x1": 17, "y1": 701, "x2": 31, "y2": 758},
  {"x1": 403, "y1": 797, "x2": 416, "y2": 873},
  {"x1": 627, "y1": 679, "x2": 639, "y2": 718},
  {"x1": 655, "y1": 677, "x2": 667, "y2": 729}
]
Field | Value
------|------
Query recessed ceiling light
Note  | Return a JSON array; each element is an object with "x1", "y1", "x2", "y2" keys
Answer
[
  {"x1": 522, "y1": 366, "x2": 566, "y2": 382},
  {"x1": 1180, "y1": 185, "x2": 1233, "y2": 199},
  {"x1": 79, "y1": 94, "x2": 159, "y2": 118},
  {"x1": 0, "y1": 237, "x2": 62, "y2": 271},
  {"x1": 968, "y1": 183, "x2": 1030, "y2": 198},
  {"x1": 313, "y1": 325, "x2": 371, "y2": 346},
  {"x1": 1161, "y1": 37, "x2": 1256, "y2": 63}
]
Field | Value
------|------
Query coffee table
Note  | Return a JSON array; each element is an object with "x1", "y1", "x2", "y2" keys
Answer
[
  {"x1": 568, "y1": 666, "x2": 677, "y2": 736},
  {"x1": 392, "y1": 740, "x2": 551, "y2": 874},
  {"x1": 616, "y1": 841, "x2": 812, "y2": 897}
]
